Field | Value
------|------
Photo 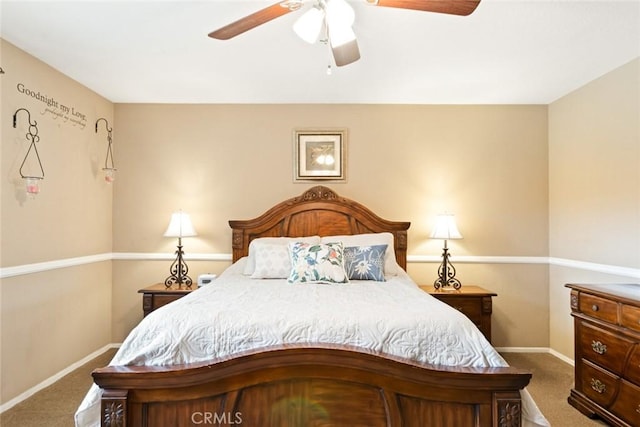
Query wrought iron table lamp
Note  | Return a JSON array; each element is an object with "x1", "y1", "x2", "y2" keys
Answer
[
  {"x1": 164, "y1": 211, "x2": 197, "y2": 288},
  {"x1": 431, "y1": 214, "x2": 463, "y2": 290}
]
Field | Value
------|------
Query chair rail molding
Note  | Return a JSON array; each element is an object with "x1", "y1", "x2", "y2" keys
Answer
[
  {"x1": 548, "y1": 256, "x2": 640, "y2": 279},
  {"x1": 1, "y1": 254, "x2": 638, "y2": 279},
  {"x1": 0, "y1": 253, "x2": 112, "y2": 279}
]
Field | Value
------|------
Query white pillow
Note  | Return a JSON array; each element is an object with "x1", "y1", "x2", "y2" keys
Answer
[
  {"x1": 320, "y1": 232, "x2": 398, "y2": 276},
  {"x1": 250, "y1": 242, "x2": 291, "y2": 279},
  {"x1": 244, "y1": 236, "x2": 321, "y2": 275}
]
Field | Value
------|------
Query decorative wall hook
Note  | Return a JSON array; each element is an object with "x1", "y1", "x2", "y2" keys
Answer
[
  {"x1": 95, "y1": 118, "x2": 116, "y2": 183},
  {"x1": 0, "y1": 67, "x2": 5, "y2": 74},
  {"x1": 13, "y1": 108, "x2": 45, "y2": 196}
]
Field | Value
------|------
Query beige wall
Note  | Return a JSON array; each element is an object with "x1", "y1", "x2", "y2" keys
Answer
[
  {"x1": 548, "y1": 58, "x2": 640, "y2": 359},
  {"x1": 111, "y1": 103, "x2": 549, "y2": 344},
  {"x1": 113, "y1": 104, "x2": 549, "y2": 257},
  {"x1": 0, "y1": 40, "x2": 114, "y2": 403}
]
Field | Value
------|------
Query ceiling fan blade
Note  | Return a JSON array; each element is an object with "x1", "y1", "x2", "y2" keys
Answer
[
  {"x1": 208, "y1": 2, "x2": 294, "y2": 40},
  {"x1": 332, "y1": 39, "x2": 361, "y2": 67},
  {"x1": 369, "y1": 0, "x2": 481, "y2": 16}
]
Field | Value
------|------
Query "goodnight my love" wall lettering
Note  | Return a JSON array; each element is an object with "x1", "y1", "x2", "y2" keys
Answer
[{"x1": 16, "y1": 82, "x2": 87, "y2": 129}]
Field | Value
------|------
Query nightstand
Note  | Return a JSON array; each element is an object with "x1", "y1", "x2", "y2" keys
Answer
[
  {"x1": 138, "y1": 283, "x2": 196, "y2": 316},
  {"x1": 419, "y1": 285, "x2": 497, "y2": 343}
]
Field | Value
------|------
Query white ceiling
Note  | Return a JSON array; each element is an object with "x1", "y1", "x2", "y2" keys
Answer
[{"x1": 1, "y1": 0, "x2": 639, "y2": 104}]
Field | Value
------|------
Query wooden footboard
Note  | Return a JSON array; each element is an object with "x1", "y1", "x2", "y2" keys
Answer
[{"x1": 93, "y1": 345, "x2": 530, "y2": 427}]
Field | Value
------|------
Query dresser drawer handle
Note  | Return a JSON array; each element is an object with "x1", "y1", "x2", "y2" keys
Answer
[
  {"x1": 636, "y1": 404, "x2": 640, "y2": 415},
  {"x1": 591, "y1": 304, "x2": 599, "y2": 312},
  {"x1": 591, "y1": 340, "x2": 607, "y2": 355},
  {"x1": 590, "y1": 378, "x2": 606, "y2": 394}
]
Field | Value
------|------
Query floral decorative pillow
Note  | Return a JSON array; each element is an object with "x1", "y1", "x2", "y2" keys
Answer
[
  {"x1": 288, "y1": 242, "x2": 349, "y2": 284},
  {"x1": 321, "y1": 233, "x2": 398, "y2": 276},
  {"x1": 343, "y1": 245, "x2": 387, "y2": 281}
]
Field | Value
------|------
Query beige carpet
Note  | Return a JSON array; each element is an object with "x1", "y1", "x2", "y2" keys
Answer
[
  {"x1": 0, "y1": 349, "x2": 117, "y2": 427},
  {"x1": 1, "y1": 350, "x2": 608, "y2": 426}
]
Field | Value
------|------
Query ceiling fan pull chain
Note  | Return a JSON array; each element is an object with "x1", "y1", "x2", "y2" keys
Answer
[{"x1": 323, "y1": 17, "x2": 332, "y2": 75}]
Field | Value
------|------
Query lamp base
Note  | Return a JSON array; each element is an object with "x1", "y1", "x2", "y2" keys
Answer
[
  {"x1": 433, "y1": 245, "x2": 462, "y2": 291},
  {"x1": 165, "y1": 244, "x2": 193, "y2": 289},
  {"x1": 433, "y1": 283, "x2": 461, "y2": 292},
  {"x1": 164, "y1": 276, "x2": 193, "y2": 289},
  {"x1": 433, "y1": 277, "x2": 462, "y2": 291}
]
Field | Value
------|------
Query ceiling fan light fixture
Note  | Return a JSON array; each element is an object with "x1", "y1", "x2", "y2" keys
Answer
[
  {"x1": 329, "y1": 24, "x2": 356, "y2": 48},
  {"x1": 330, "y1": 36, "x2": 360, "y2": 66},
  {"x1": 293, "y1": 5, "x2": 325, "y2": 43},
  {"x1": 325, "y1": 0, "x2": 359, "y2": 67},
  {"x1": 280, "y1": 0, "x2": 304, "y2": 11},
  {"x1": 325, "y1": 0, "x2": 355, "y2": 27}
]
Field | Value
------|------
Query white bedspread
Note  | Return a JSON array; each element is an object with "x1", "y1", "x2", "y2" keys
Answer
[{"x1": 75, "y1": 258, "x2": 549, "y2": 427}]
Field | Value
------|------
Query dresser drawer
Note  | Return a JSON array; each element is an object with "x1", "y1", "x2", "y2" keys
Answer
[
  {"x1": 621, "y1": 304, "x2": 640, "y2": 333},
  {"x1": 580, "y1": 360, "x2": 619, "y2": 407},
  {"x1": 579, "y1": 322, "x2": 635, "y2": 375},
  {"x1": 610, "y1": 379, "x2": 640, "y2": 426},
  {"x1": 625, "y1": 345, "x2": 640, "y2": 385},
  {"x1": 580, "y1": 293, "x2": 619, "y2": 324},
  {"x1": 151, "y1": 294, "x2": 181, "y2": 310}
]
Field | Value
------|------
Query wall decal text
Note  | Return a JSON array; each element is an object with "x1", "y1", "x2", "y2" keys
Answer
[{"x1": 16, "y1": 82, "x2": 87, "y2": 129}]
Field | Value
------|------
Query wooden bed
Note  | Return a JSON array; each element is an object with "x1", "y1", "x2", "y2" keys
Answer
[{"x1": 92, "y1": 186, "x2": 531, "y2": 427}]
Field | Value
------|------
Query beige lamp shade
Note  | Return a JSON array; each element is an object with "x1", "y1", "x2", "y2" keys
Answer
[
  {"x1": 164, "y1": 211, "x2": 197, "y2": 238},
  {"x1": 430, "y1": 214, "x2": 462, "y2": 240}
]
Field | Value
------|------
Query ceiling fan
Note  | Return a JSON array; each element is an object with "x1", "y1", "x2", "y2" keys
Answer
[{"x1": 208, "y1": 0, "x2": 481, "y2": 68}]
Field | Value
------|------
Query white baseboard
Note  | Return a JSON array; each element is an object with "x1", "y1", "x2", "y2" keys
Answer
[
  {"x1": 495, "y1": 346, "x2": 550, "y2": 353},
  {"x1": 0, "y1": 343, "x2": 119, "y2": 414},
  {"x1": 548, "y1": 347, "x2": 575, "y2": 366},
  {"x1": 496, "y1": 346, "x2": 575, "y2": 366}
]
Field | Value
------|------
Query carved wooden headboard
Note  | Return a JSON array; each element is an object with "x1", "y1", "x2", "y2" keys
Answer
[{"x1": 228, "y1": 186, "x2": 411, "y2": 270}]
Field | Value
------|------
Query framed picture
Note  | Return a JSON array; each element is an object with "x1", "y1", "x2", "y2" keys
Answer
[{"x1": 294, "y1": 129, "x2": 347, "y2": 182}]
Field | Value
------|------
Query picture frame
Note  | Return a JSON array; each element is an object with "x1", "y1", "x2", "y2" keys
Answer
[{"x1": 294, "y1": 129, "x2": 347, "y2": 182}]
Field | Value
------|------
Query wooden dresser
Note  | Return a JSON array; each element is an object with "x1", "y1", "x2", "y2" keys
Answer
[{"x1": 566, "y1": 283, "x2": 640, "y2": 427}]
